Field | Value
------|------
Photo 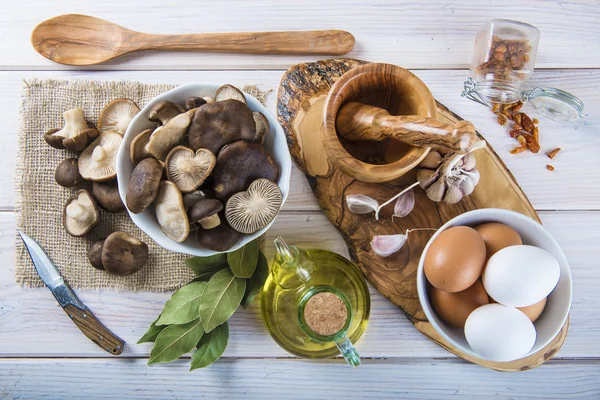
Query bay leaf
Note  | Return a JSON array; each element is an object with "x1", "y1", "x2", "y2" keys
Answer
[
  {"x1": 185, "y1": 254, "x2": 228, "y2": 276},
  {"x1": 189, "y1": 265, "x2": 228, "y2": 283},
  {"x1": 199, "y1": 269, "x2": 246, "y2": 333},
  {"x1": 227, "y1": 238, "x2": 259, "y2": 278},
  {"x1": 148, "y1": 318, "x2": 204, "y2": 365},
  {"x1": 190, "y1": 321, "x2": 229, "y2": 370},
  {"x1": 156, "y1": 282, "x2": 207, "y2": 326},
  {"x1": 241, "y1": 251, "x2": 269, "y2": 309},
  {"x1": 137, "y1": 315, "x2": 166, "y2": 344}
]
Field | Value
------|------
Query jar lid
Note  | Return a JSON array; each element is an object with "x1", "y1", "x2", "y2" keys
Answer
[{"x1": 462, "y1": 78, "x2": 585, "y2": 122}]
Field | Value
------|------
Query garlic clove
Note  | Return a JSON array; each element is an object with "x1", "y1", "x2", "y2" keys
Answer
[
  {"x1": 425, "y1": 179, "x2": 447, "y2": 202},
  {"x1": 417, "y1": 169, "x2": 438, "y2": 190},
  {"x1": 419, "y1": 151, "x2": 442, "y2": 169},
  {"x1": 393, "y1": 189, "x2": 415, "y2": 219},
  {"x1": 443, "y1": 181, "x2": 464, "y2": 204},
  {"x1": 346, "y1": 194, "x2": 379, "y2": 215},
  {"x1": 460, "y1": 168, "x2": 480, "y2": 196},
  {"x1": 370, "y1": 234, "x2": 408, "y2": 258},
  {"x1": 461, "y1": 153, "x2": 477, "y2": 171}
]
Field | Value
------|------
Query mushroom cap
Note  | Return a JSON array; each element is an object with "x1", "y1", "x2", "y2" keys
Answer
[
  {"x1": 183, "y1": 190, "x2": 207, "y2": 211},
  {"x1": 225, "y1": 179, "x2": 282, "y2": 234},
  {"x1": 147, "y1": 109, "x2": 194, "y2": 161},
  {"x1": 148, "y1": 100, "x2": 186, "y2": 125},
  {"x1": 155, "y1": 180, "x2": 190, "y2": 243},
  {"x1": 129, "y1": 128, "x2": 154, "y2": 165},
  {"x1": 101, "y1": 232, "x2": 149, "y2": 276},
  {"x1": 92, "y1": 181, "x2": 125, "y2": 213},
  {"x1": 165, "y1": 146, "x2": 216, "y2": 193},
  {"x1": 212, "y1": 140, "x2": 279, "y2": 200},
  {"x1": 184, "y1": 97, "x2": 207, "y2": 111},
  {"x1": 62, "y1": 189, "x2": 100, "y2": 237},
  {"x1": 214, "y1": 84, "x2": 247, "y2": 104},
  {"x1": 126, "y1": 158, "x2": 164, "y2": 214},
  {"x1": 195, "y1": 216, "x2": 241, "y2": 252},
  {"x1": 188, "y1": 99, "x2": 255, "y2": 154},
  {"x1": 44, "y1": 108, "x2": 99, "y2": 151},
  {"x1": 78, "y1": 131, "x2": 123, "y2": 182},
  {"x1": 55, "y1": 158, "x2": 84, "y2": 187},
  {"x1": 87, "y1": 238, "x2": 105, "y2": 270},
  {"x1": 188, "y1": 198, "x2": 223, "y2": 229},
  {"x1": 252, "y1": 112, "x2": 270, "y2": 144},
  {"x1": 98, "y1": 98, "x2": 140, "y2": 135}
]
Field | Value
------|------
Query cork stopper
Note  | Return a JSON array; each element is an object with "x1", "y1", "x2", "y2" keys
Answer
[{"x1": 303, "y1": 291, "x2": 348, "y2": 336}]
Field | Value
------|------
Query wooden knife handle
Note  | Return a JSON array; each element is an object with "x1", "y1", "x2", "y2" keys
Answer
[
  {"x1": 336, "y1": 102, "x2": 478, "y2": 153},
  {"x1": 63, "y1": 304, "x2": 125, "y2": 355},
  {"x1": 136, "y1": 30, "x2": 355, "y2": 55}
]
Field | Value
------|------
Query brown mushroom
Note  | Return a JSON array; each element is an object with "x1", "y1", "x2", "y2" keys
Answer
[
  {"x1": 188, "y1": 99, "x2": 255, "y2": 154},
  {"x1": 165, "y1": 146, "x2": 216, "y2": 193},
  {"x1": 147, "y1": 109, "x2": 195, "y2": 161},
  {"x1": 92, "y1": 181, "x2": 125, "y2": 213},
  {"x1": 55, "y1": 158, "x2": 84, "y2": 187},
  {"x1": 148, "y1": 100, "x2": 186, "y2": 125},
  {"x1": 126, "y1": 158, "x2": 163, "y2": 214},
  {"x1": 44, "y1": 108, "x2": 99, "y2": 151},
  {"x1": 214, "y1": 84, "x2": 247, "y2": 104},
  {"x1": 62, "y1": 189, "x2": 100, "y2": 237},
  {"x1": 101, "y1": 232, "x2": 149, "y2": 276},
  {"x1": 212, "y1": 140, "x2": 279, "y2": 200},
  {"x1": 195, "y1": 216, "x2": 241, "y2": 252},
  {"x1": 225, "y1": 179, "x2": 282, "y2": 234},
  {"x1": 183, "y1": 190, "x2": 206, "y2": 211},
  {"x1": 129, "y1": 128, "x2": 154, "y2": 165},
  {"x1": 98, "y1": 99, "x2": 140, "y2": 135},
  {"x1": 87, "y1": 238, "x2": 106, "y2": 270},
  {"x1": 155, "y1": 181, "x2": 190, "y2": 242},
  {"x1": 252, "y1": 112, "x2": 270, "y2": 144},
  {"x1": 78, "y1": 132, "x2": 123, "y2": 181},
  {"x1": 184, "y1": 97, "x2": 207, "y2": 111},
  {"x1": 188, "y1": 199, "x2": 223, "y2": 229}
]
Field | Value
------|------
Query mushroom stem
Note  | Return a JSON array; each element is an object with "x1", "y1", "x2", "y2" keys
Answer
[
  {"x1": 92, "y1": 146, "x2": 107, "y2": 162},
  {"x1": 199, "y1": 214, "x2": 221, "y2": 229}
]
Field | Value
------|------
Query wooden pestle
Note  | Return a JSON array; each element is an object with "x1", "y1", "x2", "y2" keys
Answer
[{"x1": 336, "y1": 102, "x2": 479, "y2": 153}]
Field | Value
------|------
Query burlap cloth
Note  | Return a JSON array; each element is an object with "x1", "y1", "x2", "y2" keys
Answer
[{"x1": 14, "y1": 79, "x2": 270, "y2": 291}]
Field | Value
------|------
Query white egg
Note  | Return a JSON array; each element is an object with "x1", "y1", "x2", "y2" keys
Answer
[
  {"x1": 483, "y1": 245, "x2": 560, "y2": 307},
  {"x1": 465, "y1": 303, "x2": 536, "y2": 362}
]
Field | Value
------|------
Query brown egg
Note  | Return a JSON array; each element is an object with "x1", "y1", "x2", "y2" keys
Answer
[
  {"x1": 518, "y1": 297, "x2": 547, "y2": 322},
  {"x1": 475, "y1": 222, "x2": 522, "y2": 259},
  {"x1": 424, "y1": 226, "x2": 487, "y2": 292},
  {"x1": 430, "y1": 280, "x2": 489, "y2": 328}
]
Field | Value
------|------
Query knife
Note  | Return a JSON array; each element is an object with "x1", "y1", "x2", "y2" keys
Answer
[{"x1": 18, "y1": 231, "x2": 125, "y2": 355}]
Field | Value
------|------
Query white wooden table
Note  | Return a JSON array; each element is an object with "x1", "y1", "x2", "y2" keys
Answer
[{"x1": 1, "y1": 1, "x2": 599, "y2": 398}]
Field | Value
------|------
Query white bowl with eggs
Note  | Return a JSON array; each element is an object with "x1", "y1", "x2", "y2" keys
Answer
[
  {"x1": 116, "y1": 83, "x2": 292, "y2": 256},
  {"x1": 417, "y1": 208, "x2": 572, "y2": 362}
]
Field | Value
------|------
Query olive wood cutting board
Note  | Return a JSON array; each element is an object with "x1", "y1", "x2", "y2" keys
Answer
[{"x1": 276, "y1": 58, "x2": 568, "y2": 372}]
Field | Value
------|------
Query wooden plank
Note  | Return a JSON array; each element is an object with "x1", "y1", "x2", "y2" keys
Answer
[
  {"x1": 0, "y1": 358, "x2": 599, "y2": 399},
  {"x1": 1, "y1": 0, "x2": 599, "y2": 70},
  {"x1": 1, "y1": 69, "x2": 598, "y2": 211},
  {"x1": 1, "y1": 210, "x2": 599, "y2": 359}
]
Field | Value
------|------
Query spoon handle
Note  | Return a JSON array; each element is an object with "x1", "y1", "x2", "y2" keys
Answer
[{"x1": 136, "y1": 30, "x2": 355, "y2": 55}]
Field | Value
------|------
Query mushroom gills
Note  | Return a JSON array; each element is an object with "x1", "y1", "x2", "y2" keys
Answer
[
  {"x1": 130, "y1": 128, "x2": 154, "y2": 165},
  {"x1": 44, "y1": 108, "x2": 99, "y2": 151},
  {"x1": 148, "y1": 100, "x2": 186, "y2": 125},
  {"x1": 62, "y1": 189, "x2": 100, "y2": 237},
  {"x1": 165, "y1": 146, "x2": 216, "y2": 193},
  {"x1": 214, "y1": 84, "x2": 247, "y2": 104},
  {"x1": 252, "y1": 112, "x2": 270, "y2": 144},
  {"x1": 155, "y1": 181, "x2": 190, "y2": 243},
  {"x1": 78, "y1": 132, "x2": 123, "y2": 181},
  {"x1": 98, "y1": 98, "x2": 140, "y2": 135},
  {"x1": 147, "y1": 109, "x2": 195, "y2": 161},
  {"x1": 225, "y1": 179, "x2": 282, "y2": 234}
]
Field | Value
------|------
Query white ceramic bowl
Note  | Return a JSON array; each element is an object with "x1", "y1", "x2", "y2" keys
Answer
[
  {"x1": 417, "y1": 208, "x2": 572, "y2": 361},
  {"x1": 116, "y1": 83, "x2": 292, "y2": 256}
]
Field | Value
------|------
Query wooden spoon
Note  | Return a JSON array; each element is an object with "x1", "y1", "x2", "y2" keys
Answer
[
  {"x1": 31, "y1": 14, "x2": 356, "y2": 66},
  {"x1": 336, "y1": 102, "x2": 480, "y2": 153}
]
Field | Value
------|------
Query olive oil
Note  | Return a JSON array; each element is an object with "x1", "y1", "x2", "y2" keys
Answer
[{"x1": 261, "y1": 237, "x2": 370, "y2": 360}]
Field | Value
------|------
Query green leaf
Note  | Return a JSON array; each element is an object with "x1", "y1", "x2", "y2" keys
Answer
[
  {"x1": 227, "y1": 239, "x2": 260, "y2": 278},
  {"x1": 199, "y1": 269, "x2": 246, "y2": 333},
  {"x1": 241, "y1": 251, "x2": 270, "y2": 309},
  {"x1": 138, "y1": 315, "x2": 166, "y2": 344},
  {"x1": 148, "y1": 319, "x2": 204, "y2": 365},
  {"x1": 156, "y1": 282, "x2": 207, "y2": 326},
  {"x1": 190, "y1": 321, "x2": 229, "y2": 370},
  {"x1": 185, "y1": 254, "x2": 228, "y2": 276},
  {"x1": 189, "y1": 265, "x2": 229, "y2": 284}
]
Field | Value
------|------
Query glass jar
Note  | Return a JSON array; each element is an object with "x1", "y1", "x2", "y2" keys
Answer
[{"x1": 463, "y1": 19, "x2": 585, "y2": 121}]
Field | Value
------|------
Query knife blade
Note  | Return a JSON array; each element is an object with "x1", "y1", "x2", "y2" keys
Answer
[{"x1": 18, "y1": 231, "x2": 125, "y2": 355}]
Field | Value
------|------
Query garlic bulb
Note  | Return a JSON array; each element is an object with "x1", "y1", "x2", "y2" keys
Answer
[{"x1": 417, "y1": 150, "x2": 483, "y2": 204}]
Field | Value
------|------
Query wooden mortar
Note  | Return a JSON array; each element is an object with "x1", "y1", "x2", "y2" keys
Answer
[{"x1": 322, "y1": 63, "x2": 437, "y2": 183}]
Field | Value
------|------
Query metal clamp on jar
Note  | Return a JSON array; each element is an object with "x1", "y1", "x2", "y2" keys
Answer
[{"x1": 462, "y1": 19, "x2": 585, "y2": 122}]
